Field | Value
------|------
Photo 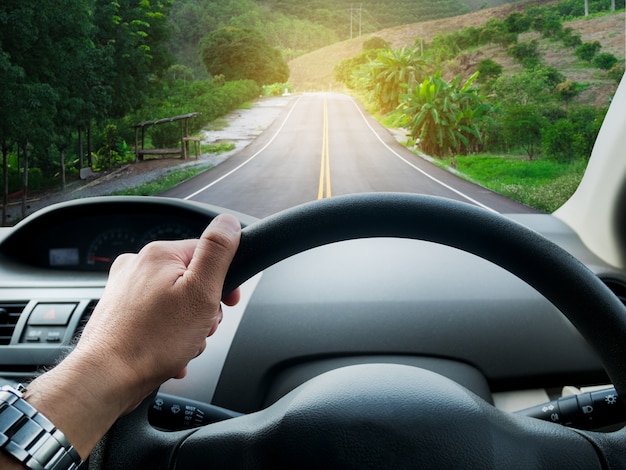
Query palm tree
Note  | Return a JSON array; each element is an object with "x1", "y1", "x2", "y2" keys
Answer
[{"x1": 360, "y1": 47, "x2": 427, "y2": 113}]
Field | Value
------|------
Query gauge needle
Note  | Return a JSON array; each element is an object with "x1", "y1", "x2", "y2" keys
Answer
[{"x1": 87, "y1": 256, "x2": 113, "y2": 263}]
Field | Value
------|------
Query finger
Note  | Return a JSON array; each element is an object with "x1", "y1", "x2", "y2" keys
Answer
[
  {"x1": 222, "y1": 287, "x2": 241, "y2": 306},
  {"x1": 186, "y1": 214, "x2": 241, "y2": 291}
]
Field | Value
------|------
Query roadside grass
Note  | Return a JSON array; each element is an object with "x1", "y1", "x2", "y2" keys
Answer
[
  {"x1": 435, "y1": 154, "x2": 586, "y2": 212},
  {"x1": 201, "y1": 142, "x2": 236, "y2": 154},
  {"x1": 113, "y1": 165, "x2": 211, "y2": 196}
]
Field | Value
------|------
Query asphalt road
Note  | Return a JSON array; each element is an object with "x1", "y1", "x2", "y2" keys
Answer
[{"x1": 163, "y1": 93, "x2": 537, "y2": 218}]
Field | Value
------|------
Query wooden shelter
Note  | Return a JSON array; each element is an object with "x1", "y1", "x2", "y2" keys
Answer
[{"x1": 133, "y1": 112, "x2": 201, "y2": 161}]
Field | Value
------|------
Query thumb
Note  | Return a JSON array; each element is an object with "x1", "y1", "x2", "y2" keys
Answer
[{"x1": 186, "y1": 214, "x2": 241, "y2": 295}]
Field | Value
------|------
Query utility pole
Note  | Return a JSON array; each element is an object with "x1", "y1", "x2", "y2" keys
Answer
[{"x1": 348, "y1": 4, "x2": 363, "y2": 39}]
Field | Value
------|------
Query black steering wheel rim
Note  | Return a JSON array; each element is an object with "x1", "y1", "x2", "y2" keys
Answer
[
  {"x1": 95, "y1": 193, "x2": 626, "y2": 469},
  {"x1": 224, "y1": 193, "x2": 626, "y2": 394}
]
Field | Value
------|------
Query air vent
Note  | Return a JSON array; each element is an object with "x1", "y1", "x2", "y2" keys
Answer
[
  {"x1": 73, "y1": 300, "x2": 98, "y2": 340},
  {"x1": 0, "y1": 302, "x2": 28, "y2": 345},
  {"x1": 600, "y1": 278, "x2": 626, "y2": 307}
]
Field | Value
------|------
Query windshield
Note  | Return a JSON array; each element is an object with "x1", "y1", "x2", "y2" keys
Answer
[{"x1": 1, "y1": 0, "x2": 624, "y2": 224}]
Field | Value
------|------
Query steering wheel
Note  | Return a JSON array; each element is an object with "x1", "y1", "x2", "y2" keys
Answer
[{"x1": 91, "y1": 193, "x2": 626, "y2": 468}]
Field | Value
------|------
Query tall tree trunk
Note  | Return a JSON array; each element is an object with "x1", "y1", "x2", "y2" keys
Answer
[
  {"x1": 611, "y1": 0, "x2": 615, "y2": 11},
  {"x1": 78, "y1": 127, "x2": 84, "y2": 169},
  {"x1": 87, "y1": 124, "x2": 92, "y2": 168},
  {"x1": 61, "y1": 149, "x2": 66, "y2": 189},
  {"x1": 20, "y1": 142, "x2": 28, "y2": 220},
  {"x1": 584, "y1": 0, "x2": 589, "y2": 16},
  {"x1": 1, "y1": 141, "x2": 8, "y2": 226}
]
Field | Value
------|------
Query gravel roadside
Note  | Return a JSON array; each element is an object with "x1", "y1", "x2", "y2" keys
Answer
[{"x1": 5, "y1": 95, "x2": 292, "y2": 224}]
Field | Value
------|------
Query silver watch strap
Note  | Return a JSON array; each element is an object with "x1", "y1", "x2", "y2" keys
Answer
[{"x1": 0, "y1": 385, "x2": 82, "y2": 470}]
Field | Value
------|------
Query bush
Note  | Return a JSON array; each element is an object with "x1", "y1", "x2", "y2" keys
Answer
[
  {"x1": 334, "y1": 49, "x2": 378, "y2": 87},
  {"x1": 520, "y1": 56, "x2": 542, "y2": 69},
  {"x1": 362, "y1": 36, "x2": 390, "y2": 51},
  {"x1": 542, "y1": 67, "x2": 566, "y2": 88},
  {"x1": 504, "y1": 12, "x2": 531, "y2": 33},
  {"x1": 542, "y1": 119, "x2": 576, "y2": 162},
  {"x1": 502, "y1": 105, "x2": 547, "y2": 159},
  {"x1": 576, "y1": 41, "x2": 601, "y2": 62},
  {"x1": 508, "y1": 40, "x2": 541, "y2": 62},
  {"x1": 554, "y1": 80, "x2": 580, "y2": 102},
  {"x1": 607, "y1": 63, "x2": 626, "y2": 83},
  {"x1": 543, "y1": 106, "x2": 606, "y2": 162},
  {"x1": 593, "y1": 53, "x2": 618, "y2": 70},
  {"x1": 559, "y1": 28, "x2": 583, "y2": 48},
  {"x1": 262, "y1": 83, "x2": 292, "y2": 96},
  {"x1": 476, "y1": 58, "x2": 503, "y2": 82}
]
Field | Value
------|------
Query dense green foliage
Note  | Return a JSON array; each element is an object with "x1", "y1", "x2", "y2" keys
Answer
[
  {"x1": 166, "y1": 0, "x2": 513, "y2": 74},
  {"x1": 0, "y1": 0, "x2": 270, "y2": 220},
  {"x1": 398, "y1": 72, "x2": 491, "y2": 157},
  {"x1": 0, "y1": 0, "x2": 174, "y2": 218},
  {"x1": 338, "y1": 0, "x2": 621, "y2": 158},
  {"x1": 133, "y1": 79, "x2": 261, "y2": 148},
  {"x1": 335, "y1": 0, "x2": 622, "y2": 209},
  {"x1": 199, "y1": 28, "x2": 289, "y2": 85}
]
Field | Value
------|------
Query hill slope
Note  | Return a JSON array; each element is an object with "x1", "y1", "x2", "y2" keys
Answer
[{"x1": 288, "y1": 0, "x2": 625, "y2": 105}]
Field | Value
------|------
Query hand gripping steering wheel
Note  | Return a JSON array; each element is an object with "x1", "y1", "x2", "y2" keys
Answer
[{"x1": 92, "y1": 193, "x2": 626, "y2": 469}]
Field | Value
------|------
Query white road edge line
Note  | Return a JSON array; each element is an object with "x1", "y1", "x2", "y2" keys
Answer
[
  {"x1": 183, "y1": 95, "x2": 305, "y2": 200},
  {"x1": 349, "y1": 97, "x2": 498, "y2": 214}
]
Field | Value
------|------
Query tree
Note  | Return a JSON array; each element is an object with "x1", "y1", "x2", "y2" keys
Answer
[
  {"x1": 489, "y1": 68, "x2": 560, "y2": 108},
  {"x1": 360, "y1": 47, "x2": 426, "y2": 113},
  {"x1": 576, "y1": 41, "x2": 602, "y2": 62},
  {"x1": 476, "y1": 59, "x2": 503, "y2": 83},
  {"x1": 399, "y1": 72, "x2": 491, "y2": 157},
  {"x1": 362, "y1": 37, "x2": 390, "y2": 51},
  {"x1": 92, "y1": 0, "x2": 174, "y2": 119},
  {"x1": 501, "y1": 105, "x2": 547, "y2": 159},
  {"x1": 199, "y1": 27, "x2": 289, "y2": 85}
]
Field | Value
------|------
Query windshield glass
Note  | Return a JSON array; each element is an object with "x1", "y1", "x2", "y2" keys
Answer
[{"x1": 1, "y1": 0, "x2": 624, "y2": 223}]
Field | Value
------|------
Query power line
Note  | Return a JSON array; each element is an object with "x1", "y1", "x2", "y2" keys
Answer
[{"x1": 348, "y1": 3, "x2": 363, "y2": 39}]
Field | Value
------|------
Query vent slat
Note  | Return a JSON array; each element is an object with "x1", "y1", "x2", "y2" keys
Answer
[{"x1": 0, "y1": 302, "x2": 28, "y2": 345}]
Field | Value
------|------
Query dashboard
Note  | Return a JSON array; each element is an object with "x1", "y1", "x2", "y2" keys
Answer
[
  {"x1": 0, "y1": 198, "x2": 215, "y2": 272},
  {"x1": 0, "y1": 196, "x2": 625, "y2": 429}
]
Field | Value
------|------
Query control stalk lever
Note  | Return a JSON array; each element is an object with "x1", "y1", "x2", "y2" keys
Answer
[{"x1": 517, "y1": 387, "x2": 626, "y2": 430}]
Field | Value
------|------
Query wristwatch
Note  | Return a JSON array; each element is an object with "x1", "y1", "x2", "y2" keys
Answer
[{"x1": 0, "y1": 384, "x2": 82, "y2": 469}]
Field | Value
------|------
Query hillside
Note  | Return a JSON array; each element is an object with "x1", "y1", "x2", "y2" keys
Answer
[{"x1": 288, "y1": 0, "x2": 625, "y2": 106}]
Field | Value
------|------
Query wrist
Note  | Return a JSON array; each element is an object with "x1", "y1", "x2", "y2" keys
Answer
[{"x1": 23, "y1": 349, "x2": 133, "y2": 460}]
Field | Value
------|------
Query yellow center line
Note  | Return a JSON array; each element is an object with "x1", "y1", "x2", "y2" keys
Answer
[{"x1": 317, "y1": 97, "x2": 332, "y2": 199}]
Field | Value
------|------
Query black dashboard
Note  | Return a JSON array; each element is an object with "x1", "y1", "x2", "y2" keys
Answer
[
  {"x1": 0, "y1": 198, "x2": 216, "y2": 272},
  {"x1": 0, "y1": 196, "x2": 625, "y2": 423}
]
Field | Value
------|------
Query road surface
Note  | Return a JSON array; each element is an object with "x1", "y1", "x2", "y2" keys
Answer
[{"x1": 163, "y1": 93, "x2": 537, "y2": 217}]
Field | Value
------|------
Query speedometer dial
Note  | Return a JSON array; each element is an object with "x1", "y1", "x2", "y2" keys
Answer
[
  {"x1": 136, "y1": 223, "x2": 198, "y2": 251},
  {"x1": 86, "y1": 228, "x2": 138, "y2": 267}
]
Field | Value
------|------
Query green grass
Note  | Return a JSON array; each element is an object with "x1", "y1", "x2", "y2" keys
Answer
[
  {"x1": 437, "y1": 154, "x2": 587, "y2": 212},
  {"x1": 202, "y1": 142, "x2": 236, "y2": 154},
  {"x1": 112, "y1": 165, "x2": 211, "y2": 196}
]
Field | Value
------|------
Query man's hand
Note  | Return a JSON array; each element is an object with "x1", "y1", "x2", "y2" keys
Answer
[{"x1": 16, "y1": 214, "x2": 242, "y2": 462}]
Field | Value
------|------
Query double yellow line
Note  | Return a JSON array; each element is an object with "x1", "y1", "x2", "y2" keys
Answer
[{"x1": 317, "y1": 97, "x2": 332, "y2": 199}]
